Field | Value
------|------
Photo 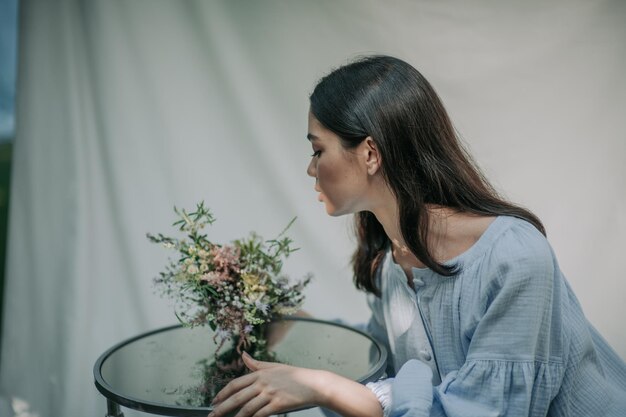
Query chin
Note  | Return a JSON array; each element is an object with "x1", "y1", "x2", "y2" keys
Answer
[
  {"x1": 324, "y1": 206, "x2": 337, "y2": 216},
  {"x1": 324, "y1": 205, "x2": 351, "y2": 217},
  {"x1": 323, "y1": 204, "x2": 338, "y2": 216}
]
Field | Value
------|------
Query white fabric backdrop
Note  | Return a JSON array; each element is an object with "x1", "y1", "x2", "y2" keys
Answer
[{"x1": 1, "y1": 1, "x2": 624, "y2": 416}]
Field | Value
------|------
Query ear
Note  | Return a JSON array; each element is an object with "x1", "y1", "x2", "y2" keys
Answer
[{"x1": 362, "y1": 136, "x2": 381, "y2": 175}]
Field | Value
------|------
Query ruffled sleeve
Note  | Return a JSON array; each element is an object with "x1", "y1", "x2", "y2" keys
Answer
[
  {"x1": 382, "y1": 357, "x2": 563, "y2": 416},
  {"x1": 379, "y1": 225, "x2": 566, "y2": 416}
]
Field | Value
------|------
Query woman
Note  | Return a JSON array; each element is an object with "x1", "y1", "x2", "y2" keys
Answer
[{"x1": 209, "y1": 55, "x2": 626, "y2": 417}]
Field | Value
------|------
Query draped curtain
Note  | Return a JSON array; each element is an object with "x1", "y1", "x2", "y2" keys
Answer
[{"x1": 2, "y1": 1, "x2": 625, "y2": 416}]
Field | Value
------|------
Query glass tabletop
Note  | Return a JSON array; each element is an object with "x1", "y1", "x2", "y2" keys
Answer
[{"x1": 93, "y1": 317, "x2": 387, "y2": 416}]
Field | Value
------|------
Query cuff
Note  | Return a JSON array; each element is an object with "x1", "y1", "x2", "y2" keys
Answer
[{"x1": 366, "y1": 378, "x2": 393, "y2": 417}]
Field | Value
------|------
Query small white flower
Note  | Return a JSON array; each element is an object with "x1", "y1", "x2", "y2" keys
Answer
[
  {"x1": 276, "y1": 305, "x2": 298, "y2": 315},
  {"x1": 215, "y1": 328, "x2": 231, "y2": 340},
  {"x1": 186, "y1": 264, "x2": 199, "y2": 274},
  {"x1": 255, "y1": 299, "x2": 270, "y2": 315}
]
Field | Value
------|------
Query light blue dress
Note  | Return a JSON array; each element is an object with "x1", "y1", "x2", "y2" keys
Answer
[{"x1": 364, "y1": 215, "x2": 626, "y2": 416}]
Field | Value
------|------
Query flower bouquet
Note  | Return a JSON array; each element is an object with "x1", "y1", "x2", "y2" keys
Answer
[{"x1": 147, "y1": 202, "x2": 311, "y2": 402}]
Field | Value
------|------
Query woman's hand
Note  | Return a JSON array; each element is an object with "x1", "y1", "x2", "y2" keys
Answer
[
  {"x1": 209, "y1": 352, "x2": 327, "y2": 417},
  {"x1": 209, "y1": 347, "x2": 384, "y2": 417}
]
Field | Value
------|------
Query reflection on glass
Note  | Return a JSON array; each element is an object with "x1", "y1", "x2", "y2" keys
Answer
[
  {"x1": 178, "y1": 330, "x2": 277, "y2": 407},
  {"x1": 98, "y1": 318, "x2": 385, "y2": 410}
]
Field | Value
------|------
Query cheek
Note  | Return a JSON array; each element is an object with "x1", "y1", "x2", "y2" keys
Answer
[{"x1": 317, "y1": 160, "x2": 341, "y2": 186}]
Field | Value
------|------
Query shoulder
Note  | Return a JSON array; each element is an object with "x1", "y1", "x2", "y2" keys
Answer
[
  {"x1": 457, "y1": 217, "x2": 564, "y2": 360},
  {"x1": 481, "y1": 216, "x2": 554, "y2": 271},
  {"x1": 470, "y1": 216, "x2": 557, "y2": 300}
]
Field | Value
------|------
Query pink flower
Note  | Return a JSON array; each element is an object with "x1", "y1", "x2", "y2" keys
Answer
[
  {"x1": 200, "y1": 271, "x2": 230, "y2": 285},
  {"x1": 210, "y1": 245, "x2": 241, "y2": 273}
]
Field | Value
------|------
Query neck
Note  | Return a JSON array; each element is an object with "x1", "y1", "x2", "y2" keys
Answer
[{"x1": 369, "y1": 196, "x2": 457, "y2": 269}]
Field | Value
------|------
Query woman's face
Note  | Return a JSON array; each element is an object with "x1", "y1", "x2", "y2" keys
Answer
[{"x1": 306, "y1": 112, "x2": 371, "y2": 216}]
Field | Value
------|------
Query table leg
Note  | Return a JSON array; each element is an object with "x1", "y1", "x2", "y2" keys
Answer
[{"x1": 105, "y1": 399, "x2": 124, "y2": 417}]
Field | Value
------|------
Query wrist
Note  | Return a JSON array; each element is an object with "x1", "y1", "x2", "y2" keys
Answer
[
  {"x1": 305, "y1": 369, "x2": 383, "y2": 417},
  {"x1": 310, "y1": 369, "x2": 333, "y2": 407}
]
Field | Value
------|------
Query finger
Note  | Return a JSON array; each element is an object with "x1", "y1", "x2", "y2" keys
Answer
[
  {"x1": 211, "y1": 385, "x2": 260, "y2": 417},
  {"x1": 242, "y1": 352, "x2": 276, "y2": 371},
  {"x1": 251, "y1": 402, "x2": 281, "y2": 417},
  {"x1": 232, "y1": 392, "x2": 271, "y2": 417},
  {"x1": 241, "y1": 352, "x2": 259, "y2": 371},
  {"x1": 212, "y1": 372, "x2": 256, "y2": 405}
]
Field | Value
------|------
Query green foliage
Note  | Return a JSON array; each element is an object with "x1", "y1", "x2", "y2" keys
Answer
[{"x1": 148, "y1": 201, "x2": 312, "y2": 354}]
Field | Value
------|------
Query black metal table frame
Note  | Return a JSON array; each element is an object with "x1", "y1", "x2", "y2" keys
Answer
[{"x1": 94, "y1": 317, "x2": 387, "y2": 417}]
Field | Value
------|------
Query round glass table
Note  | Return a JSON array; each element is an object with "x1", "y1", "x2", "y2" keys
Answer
[{"x1": 93, "y1": 317, "x2": 387, "y2": 417}]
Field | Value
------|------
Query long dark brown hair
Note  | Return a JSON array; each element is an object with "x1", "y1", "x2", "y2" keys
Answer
[{"x1": 309, "y1": 55, "x2": 545, "y2": 296}]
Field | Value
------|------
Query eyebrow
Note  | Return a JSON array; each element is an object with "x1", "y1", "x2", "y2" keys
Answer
[{"x1": 307, "y1": 133, "x2": 319, "y2": 141}]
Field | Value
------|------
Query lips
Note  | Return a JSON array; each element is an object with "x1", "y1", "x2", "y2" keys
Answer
[{"x1": 314, "y1": 186, "x2": 323, "y2": 201}]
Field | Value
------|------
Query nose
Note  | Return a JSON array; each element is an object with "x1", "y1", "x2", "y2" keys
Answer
[{"x1": 306, "y1": 157, "x2": 316, "y2": 178}]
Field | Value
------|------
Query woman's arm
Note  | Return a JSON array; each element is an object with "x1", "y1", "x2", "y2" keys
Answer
[{"x1": 209, "y1": 352, "x2": 384, "y2": 417}]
